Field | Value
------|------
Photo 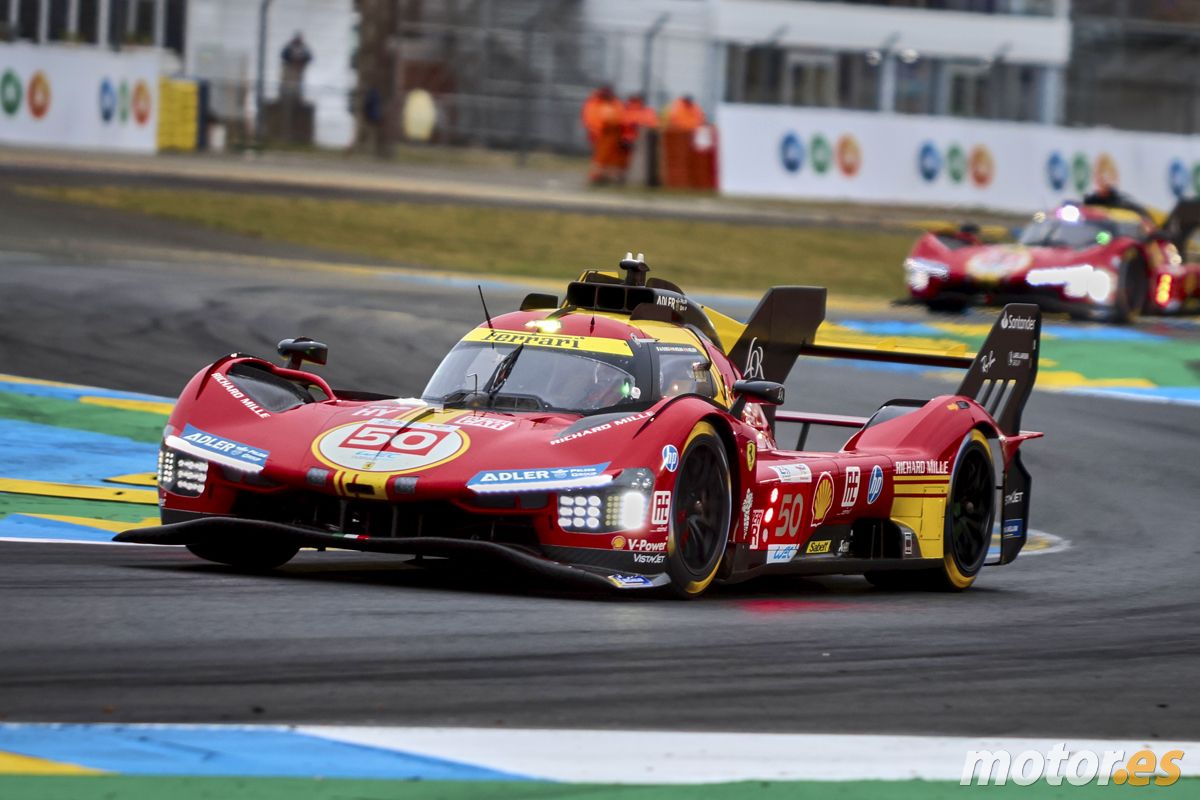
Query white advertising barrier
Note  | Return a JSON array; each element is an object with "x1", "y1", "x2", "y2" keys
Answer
[
  {"x1": 0, "y1": 43, "x2": 159, "y2": 153},
  {"x1": 718, "y1": 104, "x2": 1200, "y2": 214}
]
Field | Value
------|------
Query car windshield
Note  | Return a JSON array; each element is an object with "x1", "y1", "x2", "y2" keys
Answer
[
  {"x1": 423, "y1": 341, "x2": 649, "y2": 415},
  {"x1": 1018, "y1": 219, "x2": 1137, "y2": 249}
]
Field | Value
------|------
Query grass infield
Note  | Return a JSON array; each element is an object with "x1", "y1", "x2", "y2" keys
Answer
[{"x1": 21, "y1": 186, "x2": 913, "y2": 298}]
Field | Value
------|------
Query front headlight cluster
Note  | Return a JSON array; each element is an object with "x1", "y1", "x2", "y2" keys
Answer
[
  {"x1": 158, "y1": 446, "x2": 209, "y2": 497},
  {"x1": 556, "y1": 468, "x2": 653, "y2": 533},
  {"x1": 904, "y1": 258, "x2": 950, "y2": 291},
  {"x1": 1026, "y1": 264, "x2": 1112, "y2": 302}
]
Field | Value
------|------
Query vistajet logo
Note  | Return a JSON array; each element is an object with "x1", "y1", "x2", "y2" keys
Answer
[{"x1": 961, "y1": 745, "x2": 1184, "y2": 787}]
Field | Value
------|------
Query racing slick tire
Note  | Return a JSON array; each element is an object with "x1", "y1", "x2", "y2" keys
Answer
[
  {"x1": 665, "y1": 421, "x2": 732, "y2": 599},
  {"x1": 866, "y1": 430, "x2": 995, "y2": 592},
  {"x1": 186, "y1": 540, "x2": 300, "y2": 570},
  {"x1": 925, "y1": 297, "x2": 968, "y2": 314},
  {"x1": 1110, "y1": 250, "x2": 1148, "y2": 324}
]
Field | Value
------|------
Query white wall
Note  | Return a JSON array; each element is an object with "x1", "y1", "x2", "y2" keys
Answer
[
  {"x1": 0, "y1": 43, "x2": 159, "y2": 153},
  {"x1": 185, "y1": 0, "x2": 357, "y2": 148},
  {"x1": 718, "y1": 103, "x2": 1200, "y2": 213},
  {"x1": 713, "y1": 0, "x2": 1070, "y2": 66}
]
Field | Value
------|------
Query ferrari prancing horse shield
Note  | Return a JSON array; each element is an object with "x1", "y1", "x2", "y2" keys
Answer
[{"x1": 315, "y1": 420, "x2": 469, "y2": 473}]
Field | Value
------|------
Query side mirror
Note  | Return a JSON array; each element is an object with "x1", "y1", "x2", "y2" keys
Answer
[
  {"x1": 520, "y1": 292, "x2": 559, "y2": 311},
  {"x1": 731, "y1": 379, "x2": 785, "y2": 417},
  {"x1": 278, "y1": 337, "x2": 328, "y2": 370}
]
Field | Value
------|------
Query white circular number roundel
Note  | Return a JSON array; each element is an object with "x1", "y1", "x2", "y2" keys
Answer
[{"x1": 315, "y1": 422, "x2": 468, "y2": 473}]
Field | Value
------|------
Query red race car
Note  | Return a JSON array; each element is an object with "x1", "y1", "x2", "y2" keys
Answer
[
  {"x1": 121, "y1": 256, "x2": 1043, "y2": 597},
  {"x1": 905, "y1": 196, "x2": 1200, "y2": 322}
]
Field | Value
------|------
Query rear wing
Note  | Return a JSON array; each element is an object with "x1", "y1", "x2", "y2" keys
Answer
[
  {"x1": 1162, "y1": 200, "x2": 1200, "y2": 253},
  {"x1": 718, "y1": 288, "x2": 1040, "y2": 437},
  {"x1": 798, "y1": 303, "x2": 1040, "y2": 436}
]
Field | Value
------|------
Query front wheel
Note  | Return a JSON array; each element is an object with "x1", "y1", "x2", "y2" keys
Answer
[
  {"x1": 866, "y1": 430, "x2": 995, "y2": 592},
  {"x1": 187, "y1": 539, "x2": 299, "y2": 570},
  {"x1": 665, "y1": 421, "x2": 732, "y2": 598}
]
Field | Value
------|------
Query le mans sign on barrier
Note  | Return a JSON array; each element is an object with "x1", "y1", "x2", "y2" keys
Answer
[
  {"x1": 718, "y1": 103, "x2": 1200, "y2": 214},
  {"x1": 0, "y1": 43, "x2": 159, "y2": 154}
]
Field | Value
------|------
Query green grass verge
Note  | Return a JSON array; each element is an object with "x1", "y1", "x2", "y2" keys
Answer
[
  {"x1": 3, "y1": 776, "x2": 1194, "y2": 800},
  {"x1": 0, "y1": 392, "x2": 166, "y2": 444},
  {"x1": 19, "y1": 186, "x2": 912, "y2": 298}
]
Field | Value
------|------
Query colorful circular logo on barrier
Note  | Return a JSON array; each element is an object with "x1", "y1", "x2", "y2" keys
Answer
[
  {"x1": 968, "y1": 145, "x2": 994, "y2": 188},
  {"x1": 26, "y1": 71, "x2": 51, "y2": 119},
  {"x1": 131, "y1": 80, "x2": 152, "y2": 126},
  {"x1": 810, "y1": 133, "x2": 832, "y2": 175},
  {"x1": 780, "y1": 132, "x2": 804, "y2": 174},
  {"x1": 1072, "y1": 153, "x2": 1091, "y2": 193},
  {"x1": 918, "y1": 142, "x2": 941, "y2": 182},
  {"x1": 1094, "y1": 153, "x2": 1119, "y2": 192},
  {"x1": 0, "y1": 69, "x2": 21, "y2": 116},
  {"x1": 99, "y1": 78, "x2": 117, "y2": 123},
  {"x1": 118, "y1": 81, "x2": 130, "y2": 123},
  {"x1": 947, "y1": 144, "x2": 967, "y2": 184},
  {"x1": 836, "y1": 134, "x2": 861, "y2": 178},
  {"x1": 1046, "y1": 151, "x2": 1068, "y2": 191},
  {"x1": 1169, "y1": 160, "x2": 1189, "y2": 198}
]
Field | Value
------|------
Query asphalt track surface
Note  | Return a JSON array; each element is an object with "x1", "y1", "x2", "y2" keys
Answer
[{"x1": 0, "y1": 182, "x2": 1197, "y2": 743}]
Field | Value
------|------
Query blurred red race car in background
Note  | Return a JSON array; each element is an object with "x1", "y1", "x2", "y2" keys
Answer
[{"x1": 905, "y1": 194, "x2": 1200, "y2": 322}]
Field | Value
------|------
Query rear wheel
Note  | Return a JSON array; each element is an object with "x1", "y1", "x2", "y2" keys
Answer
[
  {"x1": 665, "y1": 422, "x2": 732, "y2": 598},
  {"x1": 866, "y1": 430, "x2": 994, "y2": 591},
  {"x1": 187, "y1": 540, "x2": 299, "y2": 570},
  {"x1": 1110, "y1": 251, "x2": 1148, "y2": 324}
]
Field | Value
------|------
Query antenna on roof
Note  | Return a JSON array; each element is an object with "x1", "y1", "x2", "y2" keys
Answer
[
  {"x1": 477, "y1": 285, "x2": 494, "y2": 330},
  {"x1": 477, "y1": 285, "x2": 495, "y2": 349},
  {"x1": 619, "y1": 252, "x2": 650, "y2": 287}
]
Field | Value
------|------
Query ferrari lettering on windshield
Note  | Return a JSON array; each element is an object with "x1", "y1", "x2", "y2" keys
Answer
[{"x1": 461, "y1": 327, "x2": 633, "y2": 356}]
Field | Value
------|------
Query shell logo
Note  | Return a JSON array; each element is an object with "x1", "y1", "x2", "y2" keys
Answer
[
  {"x1": 836, "y1": 134, "x2": 862, "y2": 178},
  {"x1": 812, "y1": 472, "x2": 834, "y2": 526},
  {"x1": 1094, "y1": 153, "x2": 1119, "y2": 192},
  {"x1": 969, "y1": 145, "x2": 994, "y2": 188}
]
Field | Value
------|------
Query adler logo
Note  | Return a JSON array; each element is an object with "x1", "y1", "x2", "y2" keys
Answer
[
  {"x1": 656, "y1": 295, "x2": 688, "y2": 313},
  {"x1": 1000, "y1": 313, "x2": 1036, "y2": 331}
]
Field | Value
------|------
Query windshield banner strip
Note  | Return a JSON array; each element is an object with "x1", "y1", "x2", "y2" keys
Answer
[{"x1": 462, "y1": 328, "x2": 633, "y2": 356}]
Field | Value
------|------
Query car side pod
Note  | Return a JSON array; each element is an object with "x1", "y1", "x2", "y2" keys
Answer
[{"x1": 791, "y1": 303, "x2": 1043, "y2": 567}]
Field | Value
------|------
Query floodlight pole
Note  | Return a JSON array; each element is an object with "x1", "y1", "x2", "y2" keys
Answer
[
  {"x1": 641, "y1": 13, "x2": 670, "y2": 101},
  {"x1": 255, "y1": 0, "x2": 275, "y2": 147}
]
